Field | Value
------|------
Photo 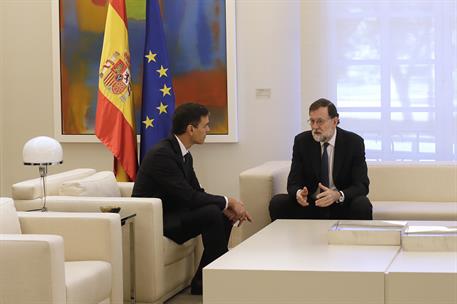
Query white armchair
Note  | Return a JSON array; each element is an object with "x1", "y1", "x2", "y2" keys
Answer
[
  {"x1": 0, "y1": 197, "x2": 123, "y2": 304},
  {"x1": 12, "y1": 169, "x2": 201, "y2": 304}
]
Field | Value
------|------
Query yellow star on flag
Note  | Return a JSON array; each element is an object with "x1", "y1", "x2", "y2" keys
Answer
[
  {"x1": 156, "y1": 102, "x2": 168, "y2": 114},
  {"x1": 160, "y1": 84, "x2": 172, "y2": 97},
  {"x1": 142, "y1": 116, "x2": 154, "y2": 128},
  {"x1": 145, "y1": 50, "x2": 157, "y2": 63},
  {"x1": 156, "y1": 65, "x2": 168, "y2": 78}
]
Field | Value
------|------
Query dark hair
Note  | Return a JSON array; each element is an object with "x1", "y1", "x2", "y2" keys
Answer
[
  {"x1": 172, "y1": 103, "x2": 209, "y2": 135},
  {"x1": 309, "y1": 98, "x2": 339, "y2": 119}
]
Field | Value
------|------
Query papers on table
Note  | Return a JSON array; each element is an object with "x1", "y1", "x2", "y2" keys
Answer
[
  {"x1": 335, "y1": 220, "x2": 408, "y2": 231},
  {"x1": 328, "y1": 220, "x2": 457, "y2": 251},
  {"x1": 404, "y1": 225, "x2": 457, "y2": 235},
  {"x1": 402, "y1": 225, "x2": 457, "y2": 252},
  {"x1": 328, "y1": 220, "x2": 406, "y2": 246}
]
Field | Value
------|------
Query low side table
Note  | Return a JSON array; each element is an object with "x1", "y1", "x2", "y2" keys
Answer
[{"x1": 120, "y1": 212, "x2": 136, "y2": 304}]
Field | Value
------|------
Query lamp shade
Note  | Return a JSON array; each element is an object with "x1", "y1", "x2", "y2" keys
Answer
[{"x1": 23, "y1": 136, "x2": 63, "y2": 165}]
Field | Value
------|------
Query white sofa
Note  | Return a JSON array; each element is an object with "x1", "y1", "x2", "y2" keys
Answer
[
  {"x1": 239, "y1": 161, "x2": 457, "y2": 241},
  {"x1": 0, "y1": 197, "x2": 123, "y2": 304},
  {"x1": 12, "y1": 169, "x2": 201, "y2": 304}
]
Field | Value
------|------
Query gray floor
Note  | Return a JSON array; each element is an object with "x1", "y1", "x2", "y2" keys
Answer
[{"x1": 164, "y1": 287, "x2": 202, "y2": 304}]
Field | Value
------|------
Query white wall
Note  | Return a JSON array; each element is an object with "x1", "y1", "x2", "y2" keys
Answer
[
  {"x1": 300, "y1": 1, "x2": 331, "y2": 130},
  {"x1": 0, "y1": 0, "x2": 302, "y2": 198}
]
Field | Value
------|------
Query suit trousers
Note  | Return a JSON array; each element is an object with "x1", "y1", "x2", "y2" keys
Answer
[
  {"x1": 269, "y1": 193, "x2": 372, "y2": 221},
  {"x1": 164, "y1": 204, "x2": 232, "y2": 281}
]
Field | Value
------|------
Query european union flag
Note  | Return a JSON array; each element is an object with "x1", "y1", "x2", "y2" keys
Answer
[{"x1": 140, "y1": 0, "x2": 175, "y2": 162}]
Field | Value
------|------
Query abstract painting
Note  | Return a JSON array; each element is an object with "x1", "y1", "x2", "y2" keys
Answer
[{"x1": 53, "y1": 0, "x2": 237, "y2": 142}]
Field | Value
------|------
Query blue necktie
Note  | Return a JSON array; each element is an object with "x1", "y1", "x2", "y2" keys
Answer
[{"x1": 321, "y1": 142, "x2": 329, "y2": 188}]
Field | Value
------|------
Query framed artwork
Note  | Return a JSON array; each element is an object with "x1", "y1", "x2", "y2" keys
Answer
[{"x1": 52, "y1": 0, "x2": 238, "y2": 143}]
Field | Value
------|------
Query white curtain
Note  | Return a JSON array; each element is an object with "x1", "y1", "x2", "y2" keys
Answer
[{"x1": 315, "y1": 0, "x2": 456, "y2": 161}]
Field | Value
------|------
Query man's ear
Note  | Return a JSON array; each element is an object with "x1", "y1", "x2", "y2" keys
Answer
[{"x1": 186, "y1": 124, "x2": 194, "y2": 134}]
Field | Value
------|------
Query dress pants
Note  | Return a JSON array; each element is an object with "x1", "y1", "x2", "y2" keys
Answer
[
  {"x1": 269, "y1": 193, "x2": 372, "y2": 221},
  {"x1": 164, "y1": 204, "x2": 232, "y2": 282}
]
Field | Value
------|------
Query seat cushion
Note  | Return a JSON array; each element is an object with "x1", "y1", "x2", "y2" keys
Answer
[
  {"x1": 12, "y1": 168, "x2": 97, "y2": 199},
  {"x1": 373, "y1": 201, "x2": 457, "y2": 221},
  {"x1": 59, "y1": 171, "x2": 121, "y2": 197},
  {"x1": 0, "y1": 198, "x2": 21, "y2": 234},
  {"x1": 163, "y1": 237, "x2": 196, "y2": 266},
  {"x1": 65, "y1": 260, "x2": 111, "y2": 304}
]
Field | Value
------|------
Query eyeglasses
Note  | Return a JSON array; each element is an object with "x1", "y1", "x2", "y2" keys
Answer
[{"x1": 307, "y1": 118, "x2": 331, "y2": 126}]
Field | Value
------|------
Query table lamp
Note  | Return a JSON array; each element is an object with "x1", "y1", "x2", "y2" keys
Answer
[{"x1": 22, "y1": 136, "x2": 63, "y2": 211}]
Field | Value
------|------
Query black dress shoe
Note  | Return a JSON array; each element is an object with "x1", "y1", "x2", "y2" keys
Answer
[{"x1": 190, "y1": 279, "x2": 202, "y2": 295}]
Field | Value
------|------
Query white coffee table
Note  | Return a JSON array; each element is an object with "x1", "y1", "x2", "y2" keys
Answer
[
  {"x1": 204, "y1": 220, "x2": 401, "y2": 304},
  {"x1": 385, "y1": 248, "x2": 457, "y2": 304}
]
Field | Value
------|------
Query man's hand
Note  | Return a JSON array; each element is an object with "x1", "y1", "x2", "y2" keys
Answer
[
  {"x1": 296, "y1": 186, "x2": 309, "y2": 207},
  {"x1": 227, "y1": 197, "x2": 252, "y2": 226},
  {"x1": 315, "y1": 183, "x2": 340, "y2": 207},
  {"x1": 223, "y1": 208, "x2": 237, "y2": 222}
]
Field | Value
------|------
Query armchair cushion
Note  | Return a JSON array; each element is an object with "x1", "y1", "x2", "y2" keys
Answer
[
  {"x1": 163, "y1": 238, "x2": 196, "y2": 266},
  {"x1": 12, "y1": 168, "x2": 96, "y2": 199},
  {"x1": 0, "y1": 198, "x2": 21, "y2": 234},
  {"x1": 58, "y1": 171, "x2": 120, "y2": 197},
  {"x1": 65, "y1": 261, "x2": 112, "y2": 304}
]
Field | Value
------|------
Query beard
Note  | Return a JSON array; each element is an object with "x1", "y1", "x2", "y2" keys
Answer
[{"x1": 312, "y1": 130, "x2": 329, "y2": 143}]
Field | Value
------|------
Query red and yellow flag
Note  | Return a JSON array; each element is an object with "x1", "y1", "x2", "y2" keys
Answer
[{"x1": 95, "y1": 0, "x2": 138, "y2": 181}]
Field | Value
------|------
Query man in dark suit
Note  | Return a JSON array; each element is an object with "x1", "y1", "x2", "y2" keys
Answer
[
  {"x1": 132, "y1": 103, "x2": 251, "y2": 295},
  {"x1": 269, "y1": 98, "x2": 372, "y2": 220}
]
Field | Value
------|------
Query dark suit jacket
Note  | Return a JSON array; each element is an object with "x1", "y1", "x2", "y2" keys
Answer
[
  {"x1": 287, "y1": 127, "x2": 369, "y2": 204},
  {"x1": 132, "y1": 135, "x2": 226, "y2": 236}
]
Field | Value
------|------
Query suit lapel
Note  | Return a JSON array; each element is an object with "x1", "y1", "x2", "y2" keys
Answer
[
  {"x1": 169, "y1": 136, "x2": 186, "y2": 174},
  {"x1": 311, "y1": 139, "x2": 321, "y2": 179}
]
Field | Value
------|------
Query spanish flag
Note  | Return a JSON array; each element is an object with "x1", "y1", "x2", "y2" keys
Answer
[{"x1": 95, "y1": 0, "x2": 138, "y2": 181}]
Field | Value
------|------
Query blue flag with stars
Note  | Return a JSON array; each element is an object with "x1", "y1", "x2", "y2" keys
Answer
[{"x1": 140, "y1": 0, "x2": 175, "y2": 162}]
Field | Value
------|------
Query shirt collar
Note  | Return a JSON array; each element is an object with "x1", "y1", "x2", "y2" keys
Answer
[
  {"x1": 174, "y1": 135, "x2": 188, "y2": 157},
  {"x1": 322, "y1": 128, "x2": 337, "y2": 147}
]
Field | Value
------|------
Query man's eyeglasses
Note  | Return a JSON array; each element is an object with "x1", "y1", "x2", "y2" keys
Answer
[{"x1": 307, "y1": 118, "x2": 331, "y2": 127}]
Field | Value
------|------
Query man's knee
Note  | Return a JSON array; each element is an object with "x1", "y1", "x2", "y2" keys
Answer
[
  {"x1": 199, "y1": 204, "x2": 225, "y2": 225},
  {"x1": 349, "y1": 196, "x2": 372, "y2": 220},
  {"x1": 269, "y1": 194, "x2": 290, "y2": 221}
]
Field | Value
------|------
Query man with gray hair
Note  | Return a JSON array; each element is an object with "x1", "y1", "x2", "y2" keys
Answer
[{"x1": 269, "y1": 98, "x2": 372, "y2": 220}]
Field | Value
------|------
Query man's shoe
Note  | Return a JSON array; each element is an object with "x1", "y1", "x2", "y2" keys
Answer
[{"x1": 190, "y1": 279, "x2": 202, "y2": 295}]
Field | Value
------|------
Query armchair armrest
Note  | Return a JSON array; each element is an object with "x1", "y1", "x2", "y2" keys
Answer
[
  {"x1": 18, "y1": 212, "x2": 123, "y2": 303},
  {"x1": 117, "y1": 182, "x2": 134, "y2": 197},
  {"x1": 239, "y1": 161, "x2": 290, "y2": 241},
  {"x1": 0, "y1": 234, "x2": 66, "y2": 303}
]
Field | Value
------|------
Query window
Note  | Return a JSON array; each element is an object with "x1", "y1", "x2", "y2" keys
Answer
[{"x1": 327, "y1": 1, "x2": 456, "y2": 161}]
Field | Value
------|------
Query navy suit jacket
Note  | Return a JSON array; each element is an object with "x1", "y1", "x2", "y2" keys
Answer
[
  {"x1": 287, "y1": 127, "x2": 369, "y2": 204},
  {"x1": 132, "y1": 135, "x2": 226, "y2": 236}
]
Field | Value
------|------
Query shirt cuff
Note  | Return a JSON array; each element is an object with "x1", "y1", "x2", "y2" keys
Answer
[
  {"x1": 338, "y1": 190, "x2": 345, "y2": 203},
  {"x1": 223, "y1": 196, "x2": 228, "y2": 209}
]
